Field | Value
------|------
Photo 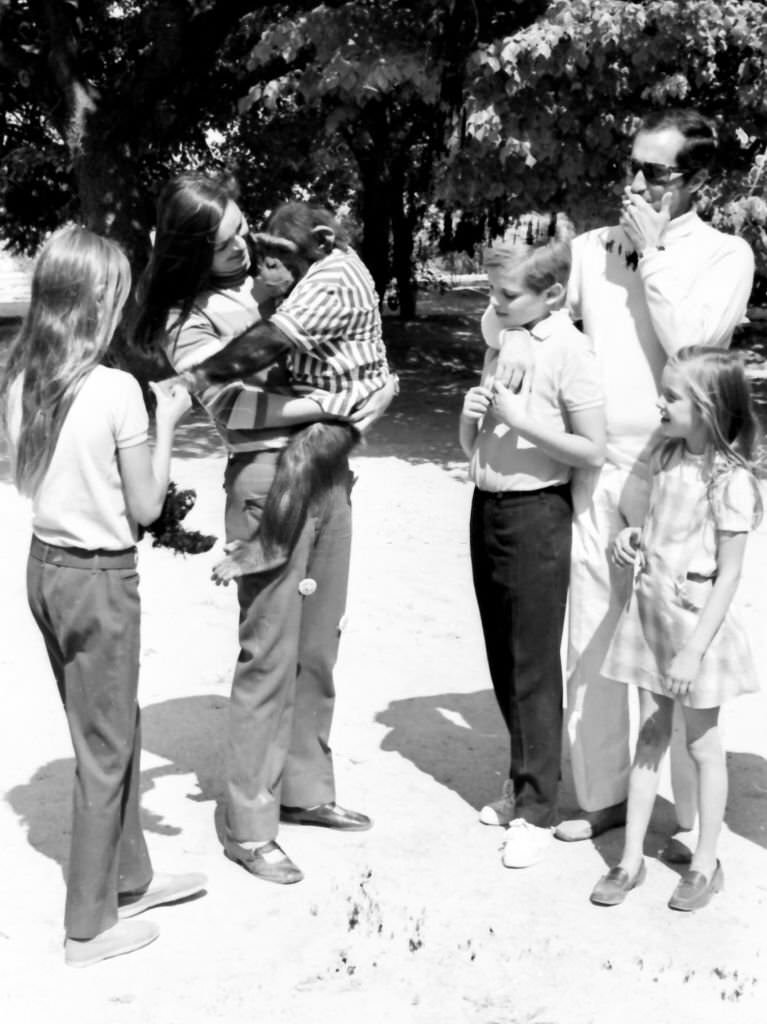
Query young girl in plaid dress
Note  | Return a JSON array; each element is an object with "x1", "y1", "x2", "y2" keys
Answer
[{"x1": 590, "y1": 346, "x2": 762, "y2": 912}]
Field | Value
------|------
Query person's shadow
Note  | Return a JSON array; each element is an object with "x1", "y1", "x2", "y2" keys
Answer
[
  {"x1": 5, "y1": 695, "x2": 229, "y2": 876},
  {"x1": 8, "y1": 693, "x2": 767, "y2": 878},
  {"x1": 375, "y1": 690, "x2": 767, "y2": 860},
  {"x1": 375, "y1": 689, "x2": 509, "y2": 812}
]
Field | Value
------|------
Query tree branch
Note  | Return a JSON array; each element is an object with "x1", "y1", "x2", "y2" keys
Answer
[{"x1": 30, "y1": 0, "x2": 97, "y2": 154}]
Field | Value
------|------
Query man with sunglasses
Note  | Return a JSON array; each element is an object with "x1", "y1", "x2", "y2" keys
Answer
[{"x1": 558, "y1": 108, "x2": 754, "y2": 847}]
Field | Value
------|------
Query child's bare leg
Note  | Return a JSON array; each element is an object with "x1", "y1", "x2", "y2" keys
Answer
[
  {"x1": 669, "y1": 702, "x2": 698, "y2": 831},
  {"x1": 211, "y1": 539, "x2": 287, "y2": 584},
  {"x1": 681, "y1": 705, "x2": 724, "y2": 878},
  {"x1": 619, "y1": 689, "x2": 674, "y2": 874}
]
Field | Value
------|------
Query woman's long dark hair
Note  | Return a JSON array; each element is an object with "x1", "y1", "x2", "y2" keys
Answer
[{"x1": 132, "y1": 173, "x2": 233, "y2": 355}]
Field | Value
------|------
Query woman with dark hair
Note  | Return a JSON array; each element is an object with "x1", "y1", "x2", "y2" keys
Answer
[{"x1": 134, "y1": 173, "x2": 395, "y2": 885}]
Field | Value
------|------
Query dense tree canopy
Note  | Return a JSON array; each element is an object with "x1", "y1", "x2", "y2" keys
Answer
[
  {"x1": 234, "y1": 0, "x2": 546, "y2": 314},
  {"x1": 450, "y1": 1, "x2": 767, "y2": 232},
  {"x1": 0, "y1": 0, "x2": 546, "y2": 310},
  {"x1": 2, "y1": 1, "x2": 767, "y2": 312},
  {"x1": 0, "y1": 0, "x2": 269, "y2": 265}
]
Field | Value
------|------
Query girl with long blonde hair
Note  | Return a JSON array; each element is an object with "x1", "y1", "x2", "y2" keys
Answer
[{"x1": 1, "y1": 225, "x2": 204, "y2": 967}]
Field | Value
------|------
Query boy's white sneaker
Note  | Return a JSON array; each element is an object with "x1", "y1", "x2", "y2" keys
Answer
[
  {"x1": 479, "y1": 780, "x2": 515, "y2": 826},
  {"x1": 501, "y1": 818, "x2": 553, "y2": 868}
]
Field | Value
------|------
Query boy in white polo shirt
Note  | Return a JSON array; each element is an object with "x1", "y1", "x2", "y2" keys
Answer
[{"x1": 460, "y1": 214, "x2": 605, "y2": 868}]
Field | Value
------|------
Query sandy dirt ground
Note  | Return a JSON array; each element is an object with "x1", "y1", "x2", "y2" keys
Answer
[{"x1": 2, "y1": 374, "x2": 767, "y2": 1024}]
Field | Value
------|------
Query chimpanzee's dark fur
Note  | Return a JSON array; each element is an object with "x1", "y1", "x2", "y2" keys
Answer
[
  {"x1": 200, "y1": 320, "x2": 290, "y2": 383},
  {"x1": 259, "y1": 420, "x2": 359, "y2": 558}
]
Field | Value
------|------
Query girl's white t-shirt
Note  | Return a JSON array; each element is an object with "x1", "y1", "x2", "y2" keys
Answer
[{"x1": 7, "y1": 365, "x2": 148, "y2": 549}]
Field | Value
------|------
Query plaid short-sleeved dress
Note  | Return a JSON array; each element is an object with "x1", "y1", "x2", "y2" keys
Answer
[{"x1": 602, "y1": 450, "x2": 760, "y2": 708}]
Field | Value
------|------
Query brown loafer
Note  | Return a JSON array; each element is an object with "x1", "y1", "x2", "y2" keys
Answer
[
  {"x1": 223, "y1": 839, "x2": 303, "y2": 884},
  {"x1": 280, "y1": 802, "x2": 372, "y2": 831},
  {"x1": 668, "y1": 860, "x2": 724, "y2": 912},
  {"x1": 555, "y1": 800, "x2": 627, "y2": 842},
  {"x1": 590, "y1": 859, "x2": 646, "y2": 906}
]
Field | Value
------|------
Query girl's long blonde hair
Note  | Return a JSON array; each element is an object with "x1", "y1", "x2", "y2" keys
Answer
[
  {"x1": 658, "y1": 345, "x2": 763, "y2": 526},
  {"x1": 0, "y1": 225, "x2": 131, "y2": 495}
]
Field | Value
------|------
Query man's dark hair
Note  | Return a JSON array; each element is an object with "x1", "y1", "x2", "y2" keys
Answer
[{"x1": 638, "y1": 108, "x2": 718, "y2": 174}]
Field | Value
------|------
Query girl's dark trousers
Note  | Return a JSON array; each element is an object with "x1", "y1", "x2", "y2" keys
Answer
[
  {"x1": 470, "y1": 484, "x2": 572, "y2": 828},
  {"x1": 26, "y1": 537, "x2": 153, "y2": 940}
]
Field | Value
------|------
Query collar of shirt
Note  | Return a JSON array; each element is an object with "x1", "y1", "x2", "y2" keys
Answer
[
  {"x1": 659, "y1": 208, "x2": 700, "y2": 242},
  {"x1": 529, "y1": 308, "x2": 569, "y2": 341}
]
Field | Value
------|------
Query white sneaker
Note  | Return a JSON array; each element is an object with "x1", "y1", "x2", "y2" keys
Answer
[
  {"x1": 479, "y1": 780, "x2": 515, "y2": 826},
  {"x1": 118, "y1": 872, "x2": 207, "y2": 918},
  {"x1": 501, "y1": 818, "x2": 553, "y2": 868},
  {"x1": 65, "y1": 919, "x2": 159, "y2": 968}
]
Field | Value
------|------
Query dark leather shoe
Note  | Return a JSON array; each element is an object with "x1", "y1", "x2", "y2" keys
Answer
[
  {"x1": 590, "y1": 859, "x2": 646, "y2": 906},
  {"x1": 279, "y1": 802, "x2": 372, "y2": 831},
  {"x1": 668, "y1": 860, "x2": 723, "y2": 911},
  {"x1": 223, "y1": 839, "x2": 303, "y2": 884},
  {"x1": 555, "y1": 800, "x2": 627, "y2": 842}
]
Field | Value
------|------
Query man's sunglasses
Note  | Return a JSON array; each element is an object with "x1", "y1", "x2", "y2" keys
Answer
[{"x1": 626, "y1": 159, "x2": 688, "y2": 186}]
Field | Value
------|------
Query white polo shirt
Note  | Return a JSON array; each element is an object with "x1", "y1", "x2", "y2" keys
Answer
[{"x1": 470, "y1": 309, "x2": 603, "y2": 492}]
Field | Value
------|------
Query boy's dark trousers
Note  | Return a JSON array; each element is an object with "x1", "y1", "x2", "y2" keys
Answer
[
  {"x1": 26, "y1": 538, "x2": 153, "y2": 940},
  {"x1": 470, "y1": 484, "x2": 572, "y2": 828}
]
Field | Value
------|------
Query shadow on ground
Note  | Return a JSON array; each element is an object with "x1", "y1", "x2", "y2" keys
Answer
[
  {"x1": 6, "y1": 688, "x2": 767, "y2": 882},
  {"x1": 5, "y1": 695, "x2": 228, "y2": 874},
  {"x1": 375, "y1": 689, "x2": 767, "y2": 857}
]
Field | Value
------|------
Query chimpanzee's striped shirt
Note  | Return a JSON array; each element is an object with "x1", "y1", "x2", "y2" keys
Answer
[
  {"x1": 270, "y1": 247, "x2": 391, "y2": 416},
  {"x1": 164, "y1": 277, "x2": 295, "y2": 454}
]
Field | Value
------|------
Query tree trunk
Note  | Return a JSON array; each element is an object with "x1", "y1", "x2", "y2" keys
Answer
[
  {"x1": 74, "y1": 125, "x2": 168, "y2": 380},
  {"x1": 390, "y1": 191, "x2": 416, "y2": 322},
  {"x1": 354, "y1": 146, "x2": 392, "y2": 303},
  {"x1": 390, "y1": 156, "x2": 418, "y2": 321},
  {"x1": 75, "y1": 133, "x2": 153, "y2": 277}
]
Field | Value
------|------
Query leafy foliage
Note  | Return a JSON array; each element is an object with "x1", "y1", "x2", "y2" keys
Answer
[
  {"x1": 0, "y1": 0, "x2": 263, "y2": 261},
  {"x1": 452, "y1": 0, "x2": 767, "y2": 233},
  {"x1": 2, "y1": 0, "x2": 767, "y2": 306},
  {"x1": 235, "y1": 1, "x2": 546, "y2": 313}
]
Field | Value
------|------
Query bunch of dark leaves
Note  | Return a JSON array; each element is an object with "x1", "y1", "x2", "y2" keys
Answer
[{"x1": 141, "y1": 481, "x2": 217, "y2": 555}]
